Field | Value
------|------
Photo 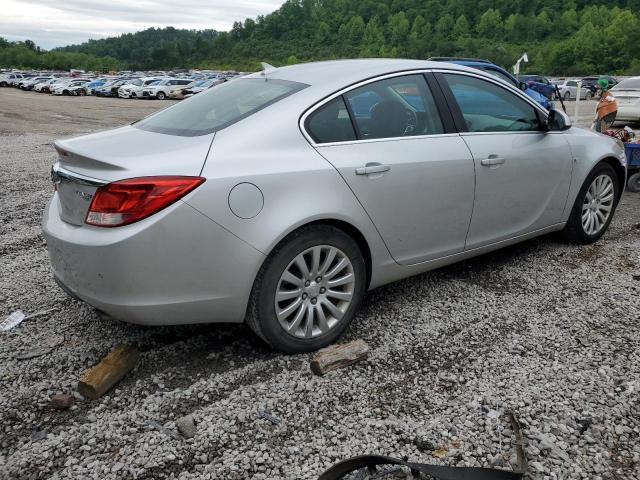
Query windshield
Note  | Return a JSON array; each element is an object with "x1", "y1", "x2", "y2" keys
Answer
[
  {"x1": 135, "y1": 78, "x2": 308, "y2": 136},
  {"x1": 613, "y1": 78, "x2": 640, "y2": 90}
]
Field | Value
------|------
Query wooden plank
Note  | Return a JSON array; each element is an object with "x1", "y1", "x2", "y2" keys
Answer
[
  {"x1": 310, "y1": 339, "x2": 369, "y2": 376},
  {"x1": 78, "y1": 344, "x2": 139, "y2": 400}
]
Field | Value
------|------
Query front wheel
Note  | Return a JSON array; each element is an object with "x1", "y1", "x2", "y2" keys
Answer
[
  {"x1": 156, "y1": 91, "x2": 166, "y2": 100},
  {"x1": 246, "y1": 225, "x2": 366, "y2": 353},
  {"x1": 564, "y1": 92, "x2": 571, "y2": 101},
  {"x1": 563, "y1": 163, "x2": 619, "y2": 244}
]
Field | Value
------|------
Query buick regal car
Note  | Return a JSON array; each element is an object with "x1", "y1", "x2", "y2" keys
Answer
[{"x1": 43, "y1": 59, "x2": 626, "y2": 353}]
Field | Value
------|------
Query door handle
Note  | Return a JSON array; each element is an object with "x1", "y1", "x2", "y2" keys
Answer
[
  {"x1": 355, "y1": 163, "x2": 391, "y2": 175},
  {"x1": 480, "y1": 156, "x2": 506, "y2": 167}
]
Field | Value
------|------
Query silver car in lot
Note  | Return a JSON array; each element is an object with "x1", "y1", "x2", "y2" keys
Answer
[{"x1": 43, "y1": 59, "x2": 627, "y2": 352}]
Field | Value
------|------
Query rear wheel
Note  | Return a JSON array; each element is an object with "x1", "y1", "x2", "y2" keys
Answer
[
  {"x1": 246, "y1": 225, "x2": 366, "y2": 353},
  {"x1": 585, "y1": 91, "x2": 593, "y2": 101},
  {"x1": 563, "y1": 163, "x2": 619, "y2": 244},
  {"x1": 564, "y1": 91, "x2": 571, "y2": 101}
]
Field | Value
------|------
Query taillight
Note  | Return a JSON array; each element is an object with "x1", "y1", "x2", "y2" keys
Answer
[{"x1": 85, "y1": 176, "x2": 205, "y2": 227}]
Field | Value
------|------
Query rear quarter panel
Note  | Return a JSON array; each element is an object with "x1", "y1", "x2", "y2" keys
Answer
[{"x1": 184, "y1": 100, "x2": 396, "y2": 289}]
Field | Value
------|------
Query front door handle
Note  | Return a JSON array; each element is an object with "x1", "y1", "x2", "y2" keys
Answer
[
  {"x1": 355, "y1": 163, "x2": 391, "y2": 175},
  {"x1": 480, "y1": 156, "x2": 506, "y2": 167}
]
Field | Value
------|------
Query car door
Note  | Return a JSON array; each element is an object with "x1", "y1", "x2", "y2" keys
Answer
[
  {"x1": 303, "y1": 73, "x2": 475, "y2": 265},
  {"x1": 436, "y1": 72, "x2": 573, "y2": 249}
]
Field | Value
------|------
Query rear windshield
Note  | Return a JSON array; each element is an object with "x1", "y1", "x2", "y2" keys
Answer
[
  {"x1": 134, "y1": 78, "x2": 308, "y2": 136},
  {"x1": 613, "y1": 78, "x2": 640, "y2": 90}
]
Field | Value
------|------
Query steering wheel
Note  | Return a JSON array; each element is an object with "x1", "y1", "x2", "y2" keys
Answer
[{"x1": 404, "y1": 108, "x2": 418, "y2": 136}]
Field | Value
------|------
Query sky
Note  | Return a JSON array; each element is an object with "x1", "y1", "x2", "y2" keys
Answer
[{"x1": 1, "y1": 0, "x2": 286, "y2": 49}]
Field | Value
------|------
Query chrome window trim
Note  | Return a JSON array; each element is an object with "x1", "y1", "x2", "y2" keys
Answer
[
  {"x1": 51, "y1": 162, "x2": 107, "y2": 187},
  {"x1": 314, "y1": 132, "x2": 460, "y2": 148},
  {"x1": 300, "y1": 69, "x2": 445, "y2": 147},
  {"x1": 299, "y1": 67, "x2": 551, "y2": 147}
]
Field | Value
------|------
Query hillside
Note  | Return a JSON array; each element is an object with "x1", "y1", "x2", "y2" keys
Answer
[{"x1": 5, "y1": 0, "x2": 640, "y2": 75}]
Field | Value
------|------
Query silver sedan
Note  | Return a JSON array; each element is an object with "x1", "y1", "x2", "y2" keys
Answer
[{"x1": 43, "y1": 59, "x2": 627, "y2": 352}]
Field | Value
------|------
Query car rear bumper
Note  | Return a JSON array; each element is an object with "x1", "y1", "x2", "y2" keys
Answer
[{"x1": 42, "y1": 194, "x2": 265, "y2": 326}]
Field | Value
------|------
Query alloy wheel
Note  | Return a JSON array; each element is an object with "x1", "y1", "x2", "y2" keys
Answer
[
  {"x1": 275, "y1": 245, "x2": 355, "y2": 339},
  {"x1": 582, "y1": 174, "x2": 614, "y2": 235}
]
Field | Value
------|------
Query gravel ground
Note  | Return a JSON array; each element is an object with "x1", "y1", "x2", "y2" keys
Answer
[{"x1": 1, "y1": 89, "x2": 639, "y2": 480}]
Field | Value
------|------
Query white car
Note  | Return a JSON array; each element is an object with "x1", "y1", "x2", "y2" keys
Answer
[
  {"x1": 119, "y1": 77, "x2": 161, "y2": 99},
  {"x1": 0, "y1": 73, "x2": 24, "y2": 87},
  {"x1": 21, "y1": 77, "x2": 53, "y2": 91},
  {"x1": 51, "y1": 79, "x2": 90, "y2": 96},
  {"x1": 141, "y1": 78, "x2": 192, "y2": 99},
  {"x1": 611, "y1": 77, "x2": 640, "y2": 122},
  {"x1": 554, "y1": 80, "x2": 593, "y2": 101}
]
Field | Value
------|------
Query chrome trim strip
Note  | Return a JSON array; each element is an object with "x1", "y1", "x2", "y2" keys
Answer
[{"x1": 51, "y1": 162, "x2": 107, "y2": 187}]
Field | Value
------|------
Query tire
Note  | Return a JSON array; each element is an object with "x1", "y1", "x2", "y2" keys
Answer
[
  {"x1": 564, "y1": 92, "x2": 571, "y2": 101},
  {"x1": 246, "y1": 224, "x2": 366, "y2": 353},
  {"x1": 563, "y1": 162, "x2": 619, "y2": 244},
  {"x1": 628, "y1": 172, "x2": 640, "y2": 193},
  {"x1": 78, "y1": 89, "x2": 86, "y2": 96},
  {"x1": 156, "y1": 91, "x2": 166, "y2": 100},
  {"x1": 586, "y1": 91, "x2": 593, "y2": 101}
]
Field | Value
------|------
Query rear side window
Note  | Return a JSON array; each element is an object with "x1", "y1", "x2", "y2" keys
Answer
[
  {"x1": 135, "y1": 78, "x2": 308, "y2": 136},
  {"x1": 443, "y1": 74, "x2": 542, "y2": 133},
  {"x1": 306, "y1": 97, "x2": 356, "y2": 143},
  {"x1": 344, "y1": 74, "x2": 444, "y2": 139}
]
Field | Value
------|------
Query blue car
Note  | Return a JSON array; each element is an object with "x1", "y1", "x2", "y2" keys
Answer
[{"x1": 429, "y1": 57, "x2": 552, "y2": 110}]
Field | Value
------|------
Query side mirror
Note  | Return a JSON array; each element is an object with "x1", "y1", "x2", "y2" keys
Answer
[
  {"x1": 519, "y1": 81, "x2": 528, "y2": 91},
  {"x1": 546, "y1": 108, "x2": 572, "y2": 131}
]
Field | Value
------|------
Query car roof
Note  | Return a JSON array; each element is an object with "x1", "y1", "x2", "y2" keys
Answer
[{"x1": 246, "y1": 59, "x2": 479, "y2": 96}]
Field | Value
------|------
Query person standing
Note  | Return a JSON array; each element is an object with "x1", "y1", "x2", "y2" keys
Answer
[{"x1": 593, "y1": 78, "x2": 618, "y2": 133}]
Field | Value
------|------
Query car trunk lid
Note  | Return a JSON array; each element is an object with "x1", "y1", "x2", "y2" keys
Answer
[{"x1": 53, "y1": 125, "x2": 214, "y2": 226}]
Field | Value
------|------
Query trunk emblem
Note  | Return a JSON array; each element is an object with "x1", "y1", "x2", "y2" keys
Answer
[{"x1": 75, "y1": 190, "x2": 93, "y2": 201}]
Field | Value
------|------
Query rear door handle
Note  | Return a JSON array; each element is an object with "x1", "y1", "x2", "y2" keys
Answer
[
  {"x1": 355, "y1": 163, "x2": 391, "y2": 175},
  {"x1": 480, "y1": 156, "x2": 506, "y2": 167}
]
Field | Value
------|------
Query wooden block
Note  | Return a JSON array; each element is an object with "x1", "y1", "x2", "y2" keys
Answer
[
  {"x1": 78, "y1": 344, "x2": 139, "y2": 400},
  {"x1": 310, "y1": 339, "x2": 369, "y2": 376}
]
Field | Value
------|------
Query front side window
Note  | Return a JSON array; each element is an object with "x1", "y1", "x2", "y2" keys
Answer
[
  {"x1": 344, "y1": 74, "x2": 444, "y2": 139},
  {"x1": 443, "y1": 74, "x2": 542, "y2": 133},
  {"x1": 306, "y1": 97, "x2": 356, "y2": 144},
  {"x1": 135, "y1": 78, "x2": 307, "y2": 136}
]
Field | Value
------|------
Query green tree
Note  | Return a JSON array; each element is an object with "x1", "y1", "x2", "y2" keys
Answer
[
  {"x1": 477, "y1": 9, "x2": 503, "y2": 39},
  {"x1": 452, "y1": 15, "x2": 470, "y2": 38}
]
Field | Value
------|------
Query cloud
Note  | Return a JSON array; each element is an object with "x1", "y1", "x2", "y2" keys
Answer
[{"x1": 0, "y1": 0, "x2": 285, "y2": 49}]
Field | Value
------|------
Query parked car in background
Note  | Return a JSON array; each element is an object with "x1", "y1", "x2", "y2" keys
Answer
[
  {"x1": 611, "y1": 77, "x2": 640, "y2": 122},
  {"x1": 168, "y1": 80, "x2": 199, "y2": 99},
  {"x1": 429, "y1": 58, "x2": 553, "y2": 110},
  {"x1": 0, "y1": 72, "x2": 23, "y2": 87},
  {"x1": 43, "y1": 59, "x2": 625, "y2": 353},
  {"x1": 122, "y1": 77, "x2": 163, "y2": 99},
  {"x1": 51, "y1": 79, "x2": 90, "y2": 96},
  {"x1": 582, "y1": 76, "x2": 618, "y2": 95},
  {"x1": 553, "y1": 79, "x2": 593, "y2": 101},
  {"x1": 141, "y1": 78, "x2": 192, "y2": 99},
  {"x1": 84, "y1": 79, "x2": 108, "y2": 95},
  {"x1": 95, "y1": 79, "x2": 128, "y2": 97},
  {"x1": 34, "y1": 78, "x2": 61, "y2": 93},
  {"x1": 519, "y1": 75, "x2": 556, "y2": 99},
  {"x1": 20, "y1": 76, "x2": 53, "y2": 91},
  {"x1": 181, "y1": 77, "x2": 227, "y2": 98}
]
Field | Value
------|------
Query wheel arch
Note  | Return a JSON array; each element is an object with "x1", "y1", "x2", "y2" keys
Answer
[
  {"x1": 259, "y1": 218, "x2": 373, "y2": 290},
  {"x1": 599, "y1": 156, "x2": 626, "y2": 200}
]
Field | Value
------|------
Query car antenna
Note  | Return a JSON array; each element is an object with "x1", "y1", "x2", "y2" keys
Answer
[{"x1": 260, "y1": 62, "x2": 275, "y2": 80}]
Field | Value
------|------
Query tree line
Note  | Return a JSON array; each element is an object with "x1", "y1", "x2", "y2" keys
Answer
[{"x1": 2, "y1": 0, "x2": 640, "y2": 75}]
